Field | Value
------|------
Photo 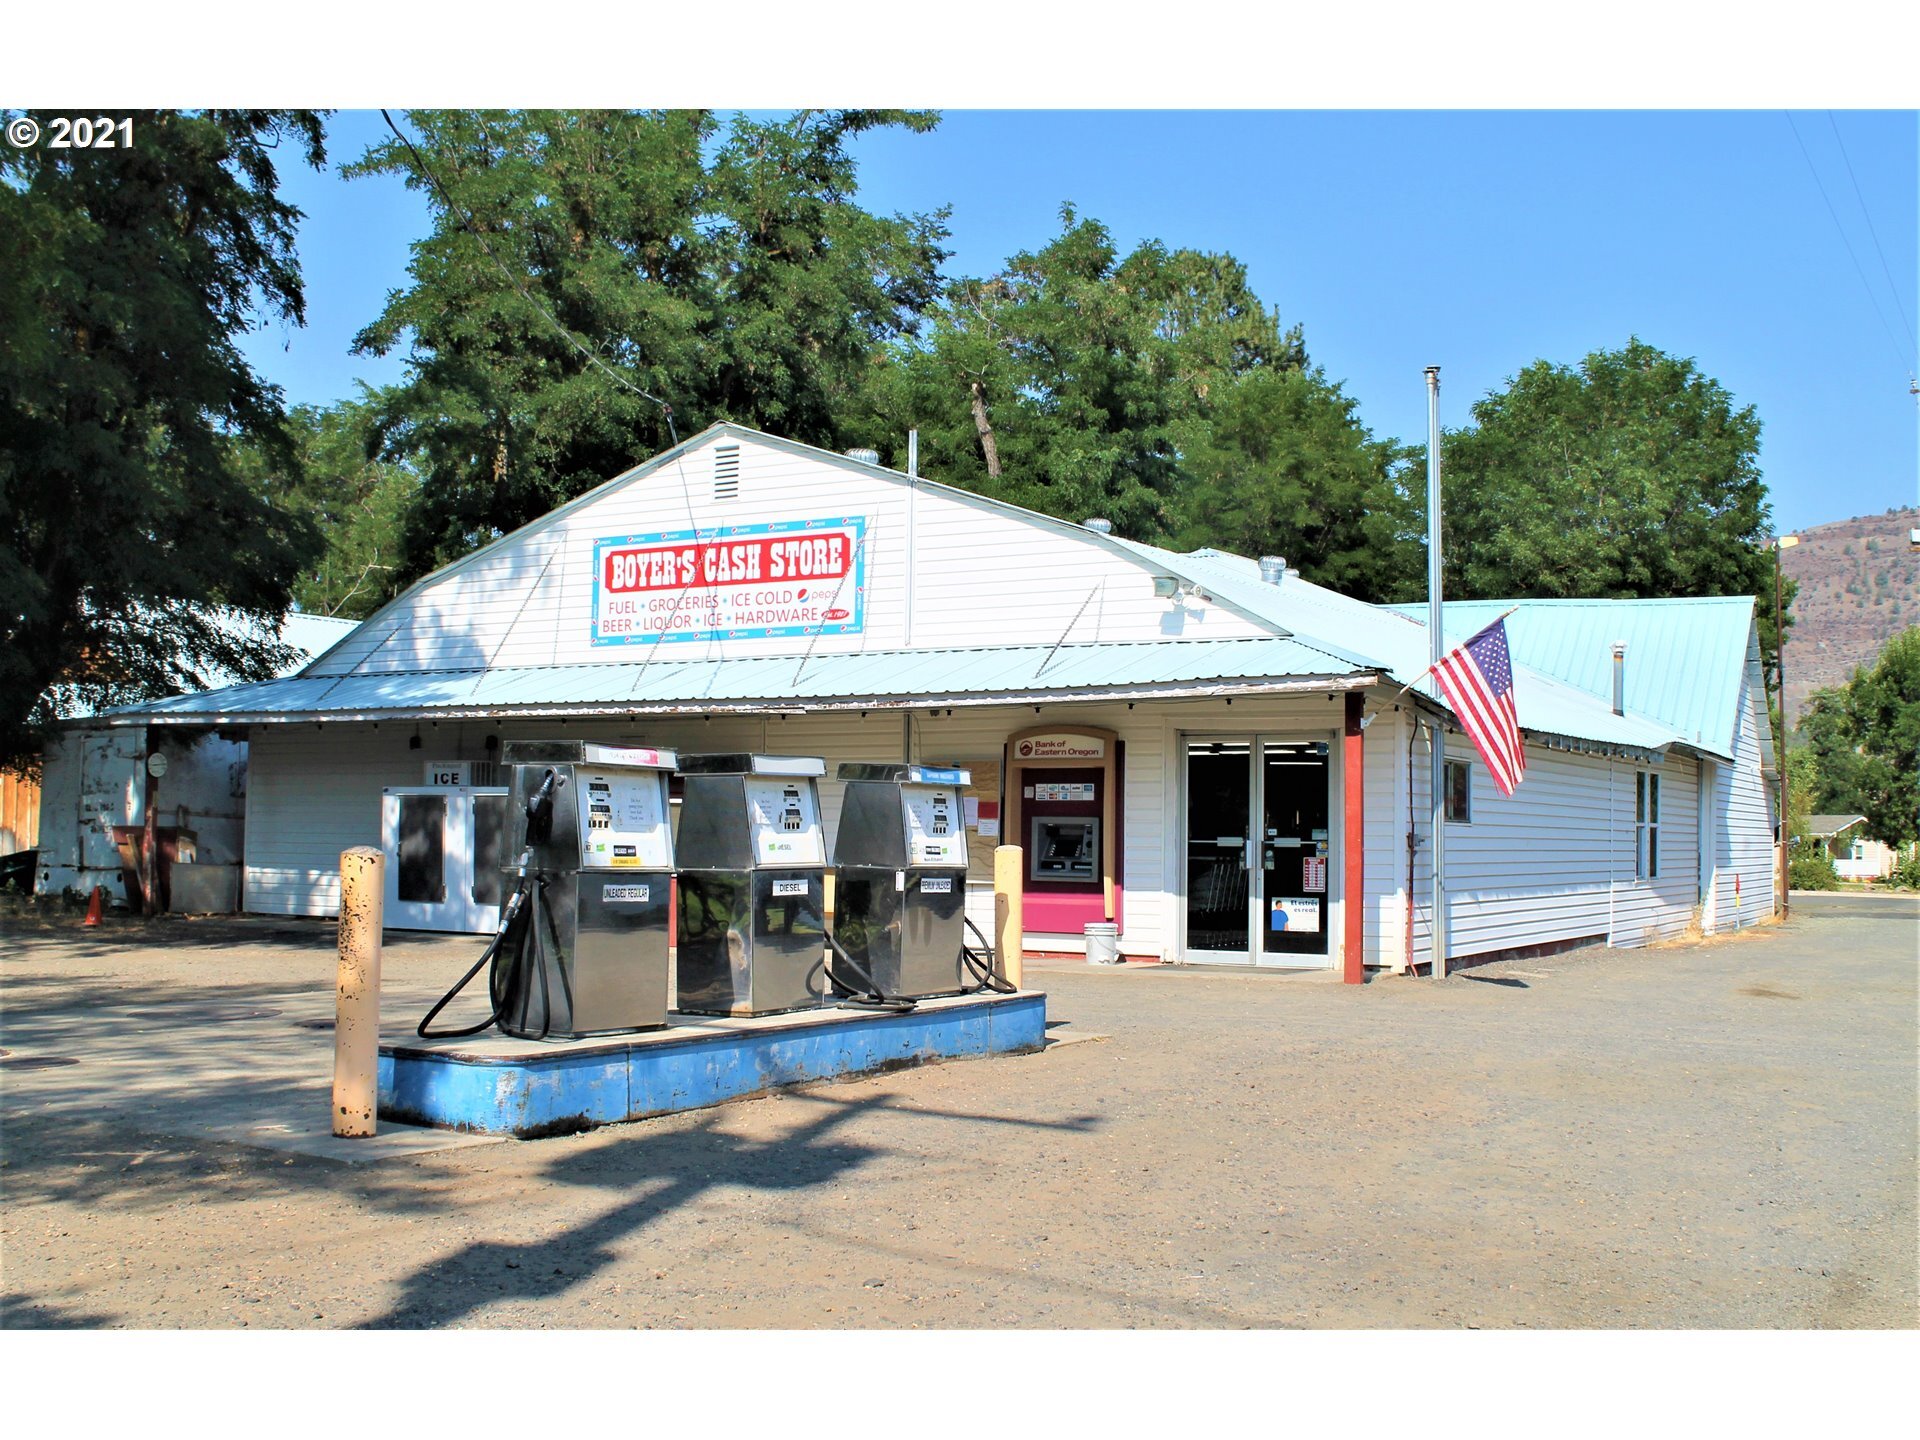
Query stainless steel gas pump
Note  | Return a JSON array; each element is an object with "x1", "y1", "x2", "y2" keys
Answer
[
  {"x1": 417, "y1": 740, "x2": 678, "y2": 1040},
  {"x1": 830, "y1": 763, "x2": 1003, "y2": 1001},
  {"x1": 673, "y1": 753, "x2": 830, "y2": 1016}
]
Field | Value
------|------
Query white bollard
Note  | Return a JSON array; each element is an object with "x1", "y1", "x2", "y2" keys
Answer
[{"x1": 332, "y1": 847, "x2": 384, "y2": 1138}]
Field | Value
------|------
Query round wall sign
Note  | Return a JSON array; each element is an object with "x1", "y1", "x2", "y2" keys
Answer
[{"x1": 146, "y1": 752, "x2": 169, "y2": 779}]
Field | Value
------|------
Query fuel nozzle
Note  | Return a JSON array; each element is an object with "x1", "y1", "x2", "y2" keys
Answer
[{"x1": 524, "y1": 767, "x2": 563, "y2": 846}]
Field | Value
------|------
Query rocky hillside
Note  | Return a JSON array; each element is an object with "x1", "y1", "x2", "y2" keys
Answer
[{"x1": 1782, "y1": 506, "x2": 1919, "y2": 723}]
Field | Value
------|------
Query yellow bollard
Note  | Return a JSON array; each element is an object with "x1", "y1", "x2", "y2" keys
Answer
[
  {"x1": 332, "y1": 847, "x2": 384, "y2": 1138},
  {"x1": 993, "y1": 845, "x2": 1024, "y2": 991}
]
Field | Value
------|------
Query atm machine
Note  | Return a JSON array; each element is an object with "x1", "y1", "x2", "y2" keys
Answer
[
  {"x1": 417, "y1": 740, "x2": 677, "y2": 1040},
  {"x1": 830, "y1": 763, "x2": 988, "y2": 1000},
  {"x1": 673, "y1": 754, "x2": 830, "y2": 1016}
]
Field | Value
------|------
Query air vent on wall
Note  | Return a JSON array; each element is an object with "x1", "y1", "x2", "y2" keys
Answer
[{"x1": 714, "y1": 444, "x2": 740, "y2": 501}]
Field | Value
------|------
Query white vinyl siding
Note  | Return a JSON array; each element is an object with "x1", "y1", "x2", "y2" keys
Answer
[
  {"x1": 1403, "y1": 732, "x2": 1702, "y2": 969},
  {"x1": 306, "y1": 432, "x2": 1269, "y2": 680},
  {"x1": 1710, "y1": 656, "x2": 1778, "y2": 931}
]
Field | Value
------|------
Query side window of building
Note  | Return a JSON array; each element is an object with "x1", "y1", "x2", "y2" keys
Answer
[
  {"x1": 1635, "y1": 771, "x2": 1660, "y2": 879},
  {"x1": 1444, "y1": 759, "x2": 1471, "y2": 824}
]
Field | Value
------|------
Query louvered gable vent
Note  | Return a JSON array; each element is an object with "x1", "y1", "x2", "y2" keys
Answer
[{"x1": 713, "y1": 443, "x2": 740, "y2": 501}]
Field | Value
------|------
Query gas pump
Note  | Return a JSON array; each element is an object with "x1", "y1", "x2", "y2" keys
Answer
[
  {"x1": 673, "y1": 754, "x2": 831, "y2": 1016},
  {"x1": 830, "y1": 763, "x2": 1009, "y2": 1001},
  {"x1": 418, "y1": 741, "x2": 677, "y2": 1040}
]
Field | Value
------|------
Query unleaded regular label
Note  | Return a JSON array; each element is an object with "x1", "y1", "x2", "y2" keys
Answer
[
  {"x1": 770, "y1": 878, "x2": 808, "y2": 896},
  {"x1": 602, "y1": 884, "x2": 650, "y2": 902}
]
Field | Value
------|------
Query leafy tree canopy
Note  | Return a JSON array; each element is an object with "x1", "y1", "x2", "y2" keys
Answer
[
  {"x1": 0, "y1": 109, "x2": 327, "y2": 773},
  {"x1": 349, "y1": 108, "x2": 950, "y2": 583},
  {"x1": 858, "y1": 207, "x2": 1311, "y2": 540},
  {"x1": 1798, "y1": 627, "x2": 1920, "y2": 846},
  {"x1": 230, "y1": 396, "x2": 420, "y2": 620}
]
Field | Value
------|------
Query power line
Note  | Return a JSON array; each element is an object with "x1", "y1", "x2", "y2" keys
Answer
[
  {"x1": 1825, "y1": 110, "x2": 1918, "y2": 360},
  {"x1": 378, "y1": 108, "x2": 678, "y2": 443},
  {"x1": 1783, "y1": 110, "x2": 1915, "y2": 379}
]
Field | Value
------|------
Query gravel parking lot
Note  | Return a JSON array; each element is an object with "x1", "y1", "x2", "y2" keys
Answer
[{"x1": 2, "y1": 893, "x2": 1914, "y2": 1329}]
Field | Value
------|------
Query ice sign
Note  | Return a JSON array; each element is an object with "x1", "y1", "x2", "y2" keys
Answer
[
  {"x1": 575, "y1": 768, "x2": 671, "y2": 870},
  {"x1": 903, "y1": 787, "x2": 966, "y2": 867}
]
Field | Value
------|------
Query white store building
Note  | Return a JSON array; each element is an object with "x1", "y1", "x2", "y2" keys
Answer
[{"x1": 82, "y1": 423, "x2": 1782, "y2": 971}]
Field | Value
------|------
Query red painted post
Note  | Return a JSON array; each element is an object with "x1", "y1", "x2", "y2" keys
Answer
[{"x1": 1343, "y1": 692, "x2": 1366, "y2": 985}]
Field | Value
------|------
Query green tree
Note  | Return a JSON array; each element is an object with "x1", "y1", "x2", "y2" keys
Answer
[
  {"x1": 349, "y1": 109, "x2": 948, "y2": 583},
  {"x1": 0, "y1": 109, "x2": 327, "y2": 773},
  {"x1": 232, "y1": 397, "x2": 418, "y2": 620},
  {"x1": 1169, "y1": 366, "x2": 1424, "y2": 602},
  {"x1": 1799, "y1": 627, "x2": 1920, "y2": 846},
  {"x1": 859, "y1": 208, "x2": 1307, "y2": 539}
]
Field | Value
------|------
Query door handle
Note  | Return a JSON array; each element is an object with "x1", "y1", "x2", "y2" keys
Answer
[{"x1": 1245, "y1": 839, "x2": 1257, "y2": 871}]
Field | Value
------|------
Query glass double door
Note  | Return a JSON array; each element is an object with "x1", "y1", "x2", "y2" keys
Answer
[
  {"x1": 380, "y1": 787, "x2": 510, "y2": 933},
  {"x1": 1183, "y1": 738, "x2": 1332, "y2": 966}
]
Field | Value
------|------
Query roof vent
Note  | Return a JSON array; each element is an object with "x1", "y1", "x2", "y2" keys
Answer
[
  {"x1": 1258, "y1": 555, "x2": 1287, "y2": 586},
  {"x1": 844, "y1": 447, "x2": 880, "y2": 466},
  {"x1": 1611, "y1": 641, "x2": 1627, "y2": 715},
  {"x1": 714, "y1": 443, "x2": 740, "y2": 502},
  {"x1": 1083, "y1": 517, "x2": 1113, "y2": 534}
]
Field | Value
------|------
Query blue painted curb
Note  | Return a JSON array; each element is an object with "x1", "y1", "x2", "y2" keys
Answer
[{"x1": 379, "y1": 990, "x2": 1046, "y2": 1138}]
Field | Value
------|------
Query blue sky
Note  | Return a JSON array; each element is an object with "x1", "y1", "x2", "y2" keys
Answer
[{"x1": 241, "y1": 109, "x2": 1919, "y2": 536}]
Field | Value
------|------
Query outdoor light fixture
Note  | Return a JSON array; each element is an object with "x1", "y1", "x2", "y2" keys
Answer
[{"x1": 1152, "y1": 575, "x2": 1180, "y2": 599}]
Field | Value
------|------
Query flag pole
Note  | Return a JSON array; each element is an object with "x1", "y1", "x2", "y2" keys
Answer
[{"x1": 1425, "y1": 366, "x2": 1448, "y2": 981}]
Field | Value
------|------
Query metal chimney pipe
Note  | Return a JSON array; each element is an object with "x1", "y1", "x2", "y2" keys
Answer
[{"x1": 1612, "y1": 642, "x2": 1627, "y2": 715}]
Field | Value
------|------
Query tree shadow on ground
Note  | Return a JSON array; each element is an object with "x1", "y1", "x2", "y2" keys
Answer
[{"x1": 358, "y1": 1092, "x2": 1101, "y2": 1330}]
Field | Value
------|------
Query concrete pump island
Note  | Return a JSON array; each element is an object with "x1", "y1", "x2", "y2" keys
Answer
[{"x1": 385, "y1": 744, "x2": 1041, "y2": 1137}]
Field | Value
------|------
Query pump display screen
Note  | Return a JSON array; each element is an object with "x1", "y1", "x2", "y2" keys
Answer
[
  {"x1": 743, "y1": 777, "x2": 826, "y2": 866},
  {"x1": 903, "y1": 786, "x2": 966, "y2": 867},
  {"x1": 576, "y1": 768, "x2": 672, "y2": 870},
  {"x1": 1030, "y1": 817, "x2": 1098, "y2": 880}
]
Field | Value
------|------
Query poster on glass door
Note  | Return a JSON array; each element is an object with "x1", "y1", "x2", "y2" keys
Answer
[{"x1": 1271, "y1": 898, "x2": 1322, "y2": 933}]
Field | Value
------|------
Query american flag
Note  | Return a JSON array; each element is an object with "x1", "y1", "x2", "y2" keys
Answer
[{"x1": 1432, "y1": 617, "x2": 1527, "y2": 797}]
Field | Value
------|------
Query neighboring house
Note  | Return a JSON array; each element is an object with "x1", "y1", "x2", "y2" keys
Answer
[
  {"x1": 1807, "y1": 814, "x2": 1897, "y2": 881},
  {"x1": 90, "y1": 423, "x2": 1781, "y2": 968},
  {"x1": 31, "y1": 612, "x2": 359, "y2": 907}
]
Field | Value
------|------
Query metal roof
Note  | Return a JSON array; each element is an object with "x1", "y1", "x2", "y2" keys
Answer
[
  {"x1": 103, "y1": 634, "x2": 1376, "y2": 725},
  {"x1": 1110, "y1": 542, "x2": 1686, "y2": 758},
  {"x1": 1385, "y1": 596, "x2": 1757, "y2": 758},
  {"x1": 1806, "y1": 814, "x2": 1867, "y2": 838}
]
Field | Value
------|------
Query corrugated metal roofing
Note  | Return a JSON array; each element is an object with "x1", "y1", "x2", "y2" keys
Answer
[
  {"x1": 1385, "y1": 597, "x2": 1757, "y2": 758},
  {"x1": 103, "y1": 634, "x2": 1375, "y2": 724},
  {"x1": 1109, "y1": 541, "x2": 1686, "y2": 757}
]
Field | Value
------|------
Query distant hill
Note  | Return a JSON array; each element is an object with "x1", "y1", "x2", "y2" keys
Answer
[{"x1": 1781, "y1": 506, "x2": 1919, "y2": 723}]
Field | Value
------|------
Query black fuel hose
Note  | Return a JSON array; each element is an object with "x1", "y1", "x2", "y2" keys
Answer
[
  {"x1": 417, "y1": 874, "x2": 572, "y2": 1040},
  {"x1": 960, "y1": 914, "x2": 1017, "y2": 994},
  {"x1": 823, "y1": 926, "x2": 916, "y2": 1013}
]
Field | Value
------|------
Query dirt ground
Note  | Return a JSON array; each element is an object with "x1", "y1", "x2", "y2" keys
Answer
[{"x1": 2, "y1": 894, "x2": 1915, "y2": 1329}]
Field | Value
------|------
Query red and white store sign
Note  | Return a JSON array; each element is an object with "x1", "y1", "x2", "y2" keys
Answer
[
  {"x1": 1013, "y1": 733, "x2": 1108, "y2": 761},
  {"x1": 592, "y1": 517, "x2": 866, "y2": 647}
]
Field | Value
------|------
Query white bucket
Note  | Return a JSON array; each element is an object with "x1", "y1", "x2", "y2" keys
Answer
[{"x1": 1084, "y1": 922, "x2": 1121, "y2": 965}]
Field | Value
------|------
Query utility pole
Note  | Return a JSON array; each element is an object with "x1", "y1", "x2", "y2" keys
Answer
[
  {"x1": 1774, "y1": 533, "x2": 1799, "y2": 919},
  {"x1": 1426, "y1": 366, "x2": 1447, "y2": 980}
]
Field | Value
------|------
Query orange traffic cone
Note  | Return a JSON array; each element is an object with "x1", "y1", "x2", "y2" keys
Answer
[{"x1": 82, "y1": 885, "x2": 105, "y2": 927}]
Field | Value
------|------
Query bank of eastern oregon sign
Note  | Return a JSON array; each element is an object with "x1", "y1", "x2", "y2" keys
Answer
[{"x1": 592, "y1": 517, "x2": 867, "y2": 646}]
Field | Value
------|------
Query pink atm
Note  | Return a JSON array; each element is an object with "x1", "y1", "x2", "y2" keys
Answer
[{"x1": 1005, "y1": 726, "x2": 1122, "y2": 937}]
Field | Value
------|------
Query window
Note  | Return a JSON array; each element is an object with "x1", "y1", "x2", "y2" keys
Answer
[
  {"x1": 1444, "y1": 759, "x2": 1471, "y2": 823},
  {"x1": 1635, "y1": 771, "x2": 1660, "y2": 879}
]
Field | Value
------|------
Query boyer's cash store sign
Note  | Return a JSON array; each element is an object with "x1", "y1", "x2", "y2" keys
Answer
[{"x1": 592, "y1": 517, "x2": 866, "y2": 646}]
